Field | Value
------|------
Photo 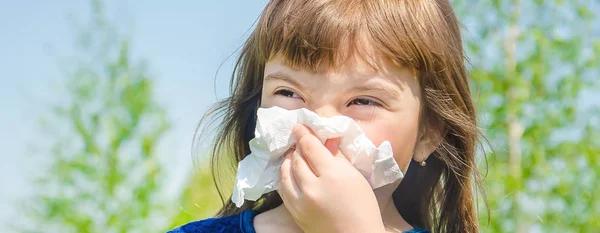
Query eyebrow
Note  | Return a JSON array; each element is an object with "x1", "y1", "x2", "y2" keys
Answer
[
  {"x1": 349, "y1": 81, "x2": 403, "y2": 100},
  {"x1": 264, "y1": 72, "x2": 305, "y2": 89}
]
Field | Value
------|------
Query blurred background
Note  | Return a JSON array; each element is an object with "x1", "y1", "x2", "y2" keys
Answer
[{"x1": 0, "y1": 0, "x2": 598, "y2": 232}]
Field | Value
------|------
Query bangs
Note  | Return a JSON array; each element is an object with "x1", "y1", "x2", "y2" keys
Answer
[{"x1": 253, "y1": 0, "x2": 460, "y2": 73}]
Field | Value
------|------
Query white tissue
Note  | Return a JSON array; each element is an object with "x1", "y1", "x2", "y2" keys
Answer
[{"x1": 232, "y1": 106, "x2": 403, "y2": 207}]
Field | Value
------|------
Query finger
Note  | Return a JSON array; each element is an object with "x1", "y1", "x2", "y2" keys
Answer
[
  {"x1": 279, "y1": 150, "x2": 300, "y2": 202},
  {"x1": 292, "y1": 124, "x2": 334, "y2": 175},
  {"x1": 324, "y1": 138, "x2": 342, "y2": 157},
  {"x1": 291, "y1": 148, "x2": 317, "y2": 188}
]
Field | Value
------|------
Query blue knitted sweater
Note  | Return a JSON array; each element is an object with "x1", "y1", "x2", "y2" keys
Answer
[{"x1": 167, "y1": 210, "x2": 430, "y2": 233}]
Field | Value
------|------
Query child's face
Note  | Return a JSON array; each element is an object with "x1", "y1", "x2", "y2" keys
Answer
[{"x1": 260, "y1": 54, "x2": 423, "y2": 172}]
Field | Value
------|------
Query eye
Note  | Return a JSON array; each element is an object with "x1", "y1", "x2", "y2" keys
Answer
[
  {"x1": 348, "y1": 97, "x2": 383, "y2": 107},
  {"x1": 274, "y1": 89, "x2": 303, "y2": 100}
]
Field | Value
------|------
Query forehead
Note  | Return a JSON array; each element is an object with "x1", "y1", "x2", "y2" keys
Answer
[{"x1": 271, "y1": 31, "x2": 383, "y2": 72}]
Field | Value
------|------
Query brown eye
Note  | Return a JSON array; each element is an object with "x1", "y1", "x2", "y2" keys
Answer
[
  {"x1": 348, "y1": 98, "x2": 382, "y2": 107},
  {"x1": 274, "y1": 89, "x2": 303, "y2": 99}
]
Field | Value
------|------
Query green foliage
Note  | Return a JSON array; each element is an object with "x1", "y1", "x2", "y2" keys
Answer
[
  {"x1": 454, "y1": 0, "x2": 600, "y2": 232},
  {"x1": 165, "y1": 167, "x2": 223, "y2": 230},
  {"x1": 21, "y1": 1, "x2": 170, "y2": 232}
]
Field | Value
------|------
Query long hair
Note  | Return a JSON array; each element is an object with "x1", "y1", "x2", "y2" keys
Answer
[{"x1": 194, "y1": 0, "x2": 486, "y2": 232}]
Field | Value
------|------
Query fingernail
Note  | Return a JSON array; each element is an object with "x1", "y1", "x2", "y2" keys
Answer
[
  {"x1": 292, "y1": 124, "x2": 303, "y2": 138},
  {"x1": 324, "y1": 137, "x2": 341, "y2": 155},
  {"x1": 333, "y1": 137, "x2": 341, "y2": 146}
]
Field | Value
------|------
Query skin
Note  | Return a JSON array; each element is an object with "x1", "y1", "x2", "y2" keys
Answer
[{"x1": 253, "y1": 52, "x2": 440, "y2": 233}]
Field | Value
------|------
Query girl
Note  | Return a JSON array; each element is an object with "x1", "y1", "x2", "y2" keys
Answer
[{"x1": 170, "y1": 0, "x2": 485, "y2": 232}]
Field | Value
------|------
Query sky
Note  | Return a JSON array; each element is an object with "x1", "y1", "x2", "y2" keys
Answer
[{"x1": 0, "y1": 0, "x2": 268, "y2": 230}]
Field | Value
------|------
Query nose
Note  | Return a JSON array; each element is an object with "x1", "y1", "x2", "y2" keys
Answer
[{"x1": 310, "y1": 104, "x2": 340, "y2": 118}]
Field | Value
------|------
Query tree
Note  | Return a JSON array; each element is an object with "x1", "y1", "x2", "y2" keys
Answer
[
  {"x1": 452, "y1": 0, "x2": 600, "y2": 232},
  {"x1": 19, "y1": 0, "x2": 171, "y2": 232}
]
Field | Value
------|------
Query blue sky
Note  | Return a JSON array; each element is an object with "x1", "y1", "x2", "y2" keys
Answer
[{"x1": 0, "y1": 0, "x2": 268, "y2": 230}]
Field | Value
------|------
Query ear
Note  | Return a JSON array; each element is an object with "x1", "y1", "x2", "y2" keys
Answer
[{"x1": 413, "y1": 123, "x2": 444, "y2": 163}]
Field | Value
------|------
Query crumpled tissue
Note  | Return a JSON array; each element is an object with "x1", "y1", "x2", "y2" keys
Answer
[{"x1": 232, "y1": 106, "x2": 403, "y2": 207}]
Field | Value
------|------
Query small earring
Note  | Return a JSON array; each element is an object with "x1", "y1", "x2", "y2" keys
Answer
[{"x1": 413, "y1": 153, "x2": 427, "y2": 167}]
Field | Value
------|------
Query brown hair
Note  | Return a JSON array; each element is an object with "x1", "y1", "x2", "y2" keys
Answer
[{"x1": 195, "y1": 0, "x2": 486, "y2": 232}]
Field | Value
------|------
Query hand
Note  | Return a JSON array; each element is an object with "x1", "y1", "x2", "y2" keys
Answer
[{"x1": 278, "y1": 124, "x2": 386, "y2": 233}]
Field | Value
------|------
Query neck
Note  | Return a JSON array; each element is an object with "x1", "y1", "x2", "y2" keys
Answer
[{"x1": 375, "y1": 180, "x2": 413, "y2": 232}]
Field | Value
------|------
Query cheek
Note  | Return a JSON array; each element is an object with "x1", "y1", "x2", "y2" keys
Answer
[{"x1": 359, "y1": 114, "x2": 420, "y2": 173}]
